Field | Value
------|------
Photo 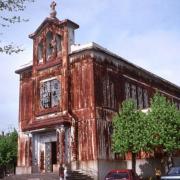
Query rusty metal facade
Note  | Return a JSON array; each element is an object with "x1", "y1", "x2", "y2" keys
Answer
[{"x1": 16, "y1": 15, "x2": 180, "y2": 174}]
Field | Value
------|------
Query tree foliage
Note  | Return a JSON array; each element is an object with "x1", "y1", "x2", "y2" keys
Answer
[
  {"x1": 112, "y1": 93, "x2": 180, "y2": 171},
  {"x1": 148, "y1": 93, "x2": 180, "y2": 153},
  {"x1": 112, "y1": 99, "x2": 146, "y2": 171},
  {"x1": 0, "y1": 129, "x2": 18, "y2": 175},
  {"x1": 112, "y1": 99, "x2": 146, "y2": 154},
  {"x1": 0, "y1": 0, "x2": 34, "y2": 54}
]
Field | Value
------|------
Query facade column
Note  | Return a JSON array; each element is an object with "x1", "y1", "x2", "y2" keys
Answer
[
  {"x1": 25, "y1": 133, "x2": 32, "y2": 167},
  {"x1": 28, "y1": 133, "x2": 32, "y2": 167},
  {"x1": 57, "y1": 125, "x2": 65, "y2": 165},
  {"x1": 16, "y1": 132, "x2": 32, "y2": 174},
  {"x1": 71, "y1": 119, "x2": 77, "y2": 161},
  {"x1": 17, "y1": 134, "x2": 22, "y2": 167}
]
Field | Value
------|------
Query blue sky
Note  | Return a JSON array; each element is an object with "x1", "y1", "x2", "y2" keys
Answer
[{"x1": 0, "y1": 0, "x2": 180, "y2": 132}]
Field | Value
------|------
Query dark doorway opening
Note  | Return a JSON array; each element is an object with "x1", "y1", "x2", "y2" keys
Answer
[
  {"x1": 40, "y1": 150, "x2": 45, "y2": 171},
  {"x1": 51, "y1": 141, "x2": 57, "y2": 165}
]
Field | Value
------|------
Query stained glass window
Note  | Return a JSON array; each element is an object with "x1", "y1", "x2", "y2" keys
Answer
[{"x1": 40, "y1": 79, "x2": 60, "y2": 109}]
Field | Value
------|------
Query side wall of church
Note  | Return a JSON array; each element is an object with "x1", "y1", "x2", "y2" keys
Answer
[
  {"x1": 94, "y1": 59, "x2": 122, "y2": 160},
  {"x1": 92, "y1": 53, "x2": 180, "y2": 179},
  {"x1": 70, "y1": 55, "x2": 98, "y2": 174},
  {"x1": 93, "y1": 54, "x2": 180, "y2": 162}
]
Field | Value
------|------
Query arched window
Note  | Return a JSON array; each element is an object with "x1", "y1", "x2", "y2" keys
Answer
[
  {"x1": 55, "y1": 34, "x2": 62, "y2": 52},
  {"x1": 37, "y1": 42, "x2": 43, "y2": 64},
  {"x1": 46, "y1": 31, "x2": 53, "y2": 60}
]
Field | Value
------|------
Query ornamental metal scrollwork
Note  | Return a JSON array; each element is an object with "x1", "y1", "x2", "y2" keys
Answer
[{"x1": 40, "y1": 79, "x2": 60, "y2": 109}]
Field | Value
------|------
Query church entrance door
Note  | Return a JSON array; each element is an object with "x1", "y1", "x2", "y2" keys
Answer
[
  {"x1": 51, "y1": 141, "x2": 57, "y2": 168},
  {"x1": 45, "y1": 142, "x2": 52, "y2": 172},
  {"x1": 45, "y1": 141, "x2": 57, "y2": 172}
]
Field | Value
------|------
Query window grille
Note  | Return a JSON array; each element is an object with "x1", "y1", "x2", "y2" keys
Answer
[{"x1": 40, "y1": 79, "x2": 60, "y2": 109}]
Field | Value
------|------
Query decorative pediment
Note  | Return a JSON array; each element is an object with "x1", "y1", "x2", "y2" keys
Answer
[{"x1": 29, "y1": 18, "x2": 79, "y2": 39}]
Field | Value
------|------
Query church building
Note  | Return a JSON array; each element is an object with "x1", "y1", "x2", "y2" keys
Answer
[{"x1": 15, "y1": 2, "x2": 180, "y2": 179}]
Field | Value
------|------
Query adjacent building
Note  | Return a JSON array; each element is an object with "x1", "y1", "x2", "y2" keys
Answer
[{"x1": 15, "y1": 2, "x2": 180, "y2": 179}]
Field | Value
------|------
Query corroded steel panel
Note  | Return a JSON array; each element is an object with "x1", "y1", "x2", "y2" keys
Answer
[
  {"x1": 70, "y1": 57, "x2": 97, "y2": 161},
  {"x1": 93, "y1": 56, "x2": 180, "y2": 161},
  {"x1": 17, "y1": 133, "x2": 31, "y2": 167},
  {"x1": 16, "y1": 14, "x2": 180, "y2": 172}
]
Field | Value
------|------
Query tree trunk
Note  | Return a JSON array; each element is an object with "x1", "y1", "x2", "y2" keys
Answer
[
  {"x1": 13, "y1": 162, "x2": 16, "y2": 174},
  {"x1": 167, "y1": 152, "x2": 173, "y2": 170},
  {"x1": 132, "y1": 153, "x2": 136, "y2": 172},
  {"x1": 3, "y1": 169, "x2": 5, "y2": 178}
]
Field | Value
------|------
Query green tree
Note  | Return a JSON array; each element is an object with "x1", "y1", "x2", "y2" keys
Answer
[
  {"x1": 112, "y1": 99, "x2": 147, "y2": 172},
  {"x1": 147, "y1": 93, "x2": 180, "y2": 166},
  {"x1": 0, "y1": 129, "x2": 18, "y2": 176},
  {"x1": 112, "y1": 93, "x2": 180, "y2": 172},
  {"x1": 0, "y1": 0, "x2": 34, "y2": 54}
]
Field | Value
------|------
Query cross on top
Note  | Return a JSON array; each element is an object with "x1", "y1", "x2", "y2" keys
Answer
[
  {"x1": 50, "y1": 1, "x2": 57, "y2": 18},
  {"x1": 50, "y1": 1, "x2": 57, "y2": 11}
]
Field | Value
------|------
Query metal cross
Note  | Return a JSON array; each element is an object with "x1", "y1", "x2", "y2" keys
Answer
[
  {"x1": 50, "y1": 1, "x2": 57, "y2": 11},
  {"x1": 50, "y1": 1, "x2": 57, "y2": 18}
]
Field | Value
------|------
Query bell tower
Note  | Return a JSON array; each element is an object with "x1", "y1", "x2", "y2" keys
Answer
[
  {"x1": 28, "y1": 1, "x2": 79, "y2": 114},
  {"x1": 16, "y1": 2, "x2": 79, "y2": 174},
  {"x1": 29, "y1": 1, "x2": 79, "y2": 69}
]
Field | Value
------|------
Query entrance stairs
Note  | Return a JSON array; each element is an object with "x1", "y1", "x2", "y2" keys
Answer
[
  {"x1": 67, "y1": 170, "x2": 93, "y2": 180},
  {"x1": 2, "y1": 171, "x2": 94, "y2": 180}
]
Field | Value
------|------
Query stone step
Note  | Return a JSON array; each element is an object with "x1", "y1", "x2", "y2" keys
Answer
[
  {"x1": 67, "y1": 178, "x2": 92, "y2": 180},
  {"x1": 66, "y1": 170, "x2": 93, "y2": 180}
]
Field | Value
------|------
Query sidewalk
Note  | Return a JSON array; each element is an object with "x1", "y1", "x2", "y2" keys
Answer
[{"x1": 1, "y1": 173, "x2": 59, "y2": 180}]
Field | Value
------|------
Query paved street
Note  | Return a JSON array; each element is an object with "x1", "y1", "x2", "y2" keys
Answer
[
  {"x1": 1, "y1": 171, "x2": 93, "y2": 180},
  {"x1": 1, "y1": 173, "x2": 59, "y2": 180}
]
